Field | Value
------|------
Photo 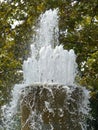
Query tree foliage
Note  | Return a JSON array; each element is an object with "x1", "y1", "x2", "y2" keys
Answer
[{"x1": 0, "y1": 0, "x2": 98, "y2": 129}]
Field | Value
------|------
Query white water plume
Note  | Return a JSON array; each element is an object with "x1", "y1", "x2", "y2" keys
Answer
[
  {"x1": 23, "y1": 45, "x2": 77, "y2": 85},
  {"x1": 23, "y1": 8, "x2": 77, "y2": 86},
  {"x1": 33, "y1": 8, "x2": 59, "y2": 50}
]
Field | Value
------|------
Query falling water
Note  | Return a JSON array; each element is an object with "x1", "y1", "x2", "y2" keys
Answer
[{"x1": 1, "y1": 9, "x2": 90, "y2": 130}]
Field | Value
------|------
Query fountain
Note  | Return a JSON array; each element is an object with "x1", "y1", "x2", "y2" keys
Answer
[{"x1": 2, "y1": 9, "x2": 90, "y2": 130}]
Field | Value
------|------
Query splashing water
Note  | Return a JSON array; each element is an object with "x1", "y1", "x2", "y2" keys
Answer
[
  {"x1": 23, "y1": 45, "x2": 77, "y2": 85},
  {"x1": 1, "y1": 9, "x2": 90, "y2": 130},
  {"x1": 23, "y1": 8, "x2": 77, "y2": 85}
]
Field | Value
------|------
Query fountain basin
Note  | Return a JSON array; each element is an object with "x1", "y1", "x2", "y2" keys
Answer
[{"x1": 20, "y1": 84, "x2": 88, "y2": 130}]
